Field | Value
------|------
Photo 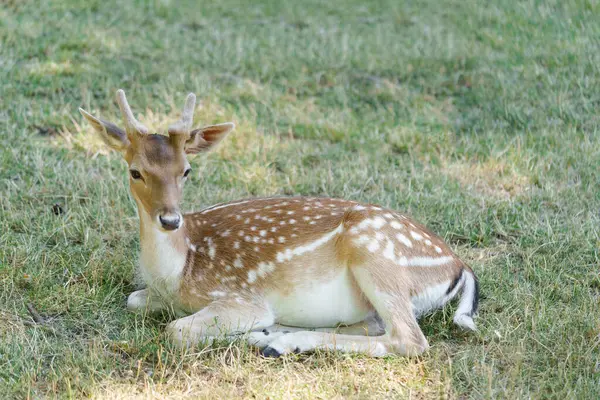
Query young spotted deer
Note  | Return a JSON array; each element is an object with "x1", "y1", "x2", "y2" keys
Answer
[{"x1": 79, "y1": 90, "x2": 479, "y2": 357}]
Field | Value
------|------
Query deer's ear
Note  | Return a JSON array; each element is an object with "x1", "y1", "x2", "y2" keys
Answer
[
  {"x1": 184, "y1": 122, "x2": 235, "y2": 154},
  {"x1": 79, "y1": 108, "x2": 130, "y2": 152}
]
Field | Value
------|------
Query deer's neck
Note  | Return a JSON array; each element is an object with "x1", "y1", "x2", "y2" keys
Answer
[{"x1": 137, "y1": 207, "x2": 187, "y2": 296}]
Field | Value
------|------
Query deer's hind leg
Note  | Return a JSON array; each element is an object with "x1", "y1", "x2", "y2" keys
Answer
[{"x1": 350, "y1": 266, "x2": 429, "y2": 355}]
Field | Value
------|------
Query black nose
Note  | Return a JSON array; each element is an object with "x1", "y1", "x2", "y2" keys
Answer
[{"x1": 159, "y1": 214, "x2": 181, "y2": 231}]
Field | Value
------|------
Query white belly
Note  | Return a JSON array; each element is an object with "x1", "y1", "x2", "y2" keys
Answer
[{"x1": 266, "y1": 268, "x2": 372, "y2": 328}]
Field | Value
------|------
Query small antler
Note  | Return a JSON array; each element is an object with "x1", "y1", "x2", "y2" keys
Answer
[
  {"x1": 116, "y1": 89, "x2": 149, "y2": 136},
  {"x1": 168, "y1": 93, "x2": 197, "y2": 137}
]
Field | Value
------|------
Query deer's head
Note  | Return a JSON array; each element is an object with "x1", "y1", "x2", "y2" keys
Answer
[{"x1": 79, "y1": 90, "x2": 234, "y2": 232}]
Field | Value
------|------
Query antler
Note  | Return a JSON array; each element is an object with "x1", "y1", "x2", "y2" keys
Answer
[
  {"x1": 168, "y1": 93, "x2": 197, "y2": 137},
  {"x1": 116, "y1": 89, "x2": 149, "y2": 136}
]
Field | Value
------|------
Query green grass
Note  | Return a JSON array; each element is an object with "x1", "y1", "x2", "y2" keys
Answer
[{"x1": 1, "y1": 0, "x2": 599, "y2": 398}]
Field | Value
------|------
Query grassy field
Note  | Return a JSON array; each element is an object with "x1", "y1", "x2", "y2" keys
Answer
[{"x1": 1, "y1": 0, "x2": 599, "y2": 398}]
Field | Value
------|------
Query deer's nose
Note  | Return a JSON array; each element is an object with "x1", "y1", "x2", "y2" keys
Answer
[{"x1": 159, "y1": 213, "x2": 182, "y2": 231}]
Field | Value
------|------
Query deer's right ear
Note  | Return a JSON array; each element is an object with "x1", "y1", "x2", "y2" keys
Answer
[{"x1": 79, "y1": 108, "x2": 130, "y2": 152}]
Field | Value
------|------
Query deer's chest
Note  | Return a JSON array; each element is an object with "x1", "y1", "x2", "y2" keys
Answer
[{"x1": 138, "y1": 230, "x2": 186, "y2": 301}]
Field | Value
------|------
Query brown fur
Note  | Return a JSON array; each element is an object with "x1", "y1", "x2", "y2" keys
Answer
[{"x1": 171, "y1": 197, "x2": 465, "y2": 314}]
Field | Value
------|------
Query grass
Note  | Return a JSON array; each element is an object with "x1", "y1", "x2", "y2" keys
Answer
[{"x1": 1, "y1": 0, "x2": 599, "y2": 398}]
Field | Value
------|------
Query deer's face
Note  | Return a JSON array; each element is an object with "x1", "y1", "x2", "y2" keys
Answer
[
  {"x1": 124, "y1": 134, "x2": 190, "y2": 231},
  {"x1": 80, "y1": 90, "x2": 234, "y2": 232}
]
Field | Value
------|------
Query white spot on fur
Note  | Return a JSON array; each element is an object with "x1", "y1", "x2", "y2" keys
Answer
[
  {"x1": 247, "y1": 270, "x2": 257, "y2": 283},
  {"x1": 375, "y1": 231, "x2": 384, "y2": 240},
  {"x1": 257, "y1": 261, "x2": 275, "y2": 278},
  {"x1": 367, "y1": 239, "x2": 380, "y2": 252},
  {"x1": 234, "y1": 258, "x2": 243, "y2": 269},
  {"x1": 383, "y1": 239, "x2": 395, "y2": 260},
  {"x1": 209, "y1": 291, "x2": 227, "y2": 298},
  {"x1": 390, "y1": 221, "x2": 403, "y2": 230},
  {"x1": 234, "y1": 241, "x2": 240, "y2": 249},
  {"x1": 278, "y1": 236, "x2": 286, "y2": 243},
  {"x1": 356, "y1": 217, "x2": 386, "y2": 231},
  {"x1": 395, "y1": 256, "x2": 407, "y2": 266},
  {"x1": 435, "y1": 246, "x2": 442, "y2": 253},
  {"x1": 259, "y1": 230, "x2": 267, "y2": 237},
  {"x1": 425, "y1": 239, "x2": 432, "y2": 246},
  {"x1": 354, "y1": 205, "x2": 367, "y2": 211},
  {"x1": 289, "y1": 219, "x2": 296, "y2": 224},
  {"x1": 410, "y1": 231, "x2": 424, "y2": 241},
  {"x1": 207, "y1": 238, "x2": 216, "y2": 260},
  {"x1": 396, "y1": 233, "x2": 413, "y2": 248}
]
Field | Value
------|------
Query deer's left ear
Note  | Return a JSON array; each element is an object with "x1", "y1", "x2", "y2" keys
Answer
[{"x1": 184, "y1": 122, "x2": 235, "y2": 154}]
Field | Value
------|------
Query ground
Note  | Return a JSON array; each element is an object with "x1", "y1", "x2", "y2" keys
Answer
[{"x1": 0, "y1": 0, "x2": 599, "y2": 398}]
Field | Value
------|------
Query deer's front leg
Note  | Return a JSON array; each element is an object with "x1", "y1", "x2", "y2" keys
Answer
[
  {"x1": 127, "y1": 289, "x2": 166, "y2": 313},
  {"x1": 167, "y1": 299, "x2": 274, "y2": 347}
]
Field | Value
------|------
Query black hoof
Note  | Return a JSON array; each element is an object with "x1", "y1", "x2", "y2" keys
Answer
[{"x1": 261, "y1": 347, "x2": 282, "y2": 358}]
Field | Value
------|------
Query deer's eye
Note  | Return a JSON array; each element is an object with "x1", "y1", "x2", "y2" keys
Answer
[
  {"x1": 183, "y1": 168, "x2": 191, "y2": 178},
  {"x1": 130, "y1": 170, "x2": 142, "y2": 180}
]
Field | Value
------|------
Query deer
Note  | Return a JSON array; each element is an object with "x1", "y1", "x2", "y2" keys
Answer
[{"x1": 78, "y1": 90, "x2": 479, "y2": 357}]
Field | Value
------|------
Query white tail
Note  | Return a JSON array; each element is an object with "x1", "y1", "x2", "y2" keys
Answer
[
  {"x1": 453, "y1": 269, "x2": 479, "y2": 331},
  {"x1": 80, "y1": 90, "x2": 479, "y2": 357}
]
